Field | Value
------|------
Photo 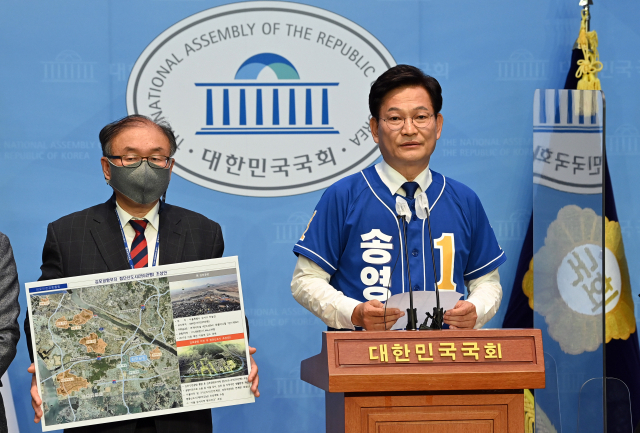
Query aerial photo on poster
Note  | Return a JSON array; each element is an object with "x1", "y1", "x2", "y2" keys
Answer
[
  {"x1": 30, "y1": 278, "x2": 182, "y2": 427},
  {"x1": 178, "y1": 339, "x2": 248, "y2": 384},
  {"x1": 169, "y1": 273, "x2": 241, "y2": 319}
]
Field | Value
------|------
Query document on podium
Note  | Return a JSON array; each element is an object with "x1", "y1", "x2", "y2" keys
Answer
[
  {"x1": 26, "y1": 256, "x2": 254, "y2": 431},
  {"x1": 385, "y1": 290, "x2": 463, "y2": 330}
]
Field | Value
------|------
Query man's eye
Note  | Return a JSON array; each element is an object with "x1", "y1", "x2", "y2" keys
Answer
[{"x1": 388, "y1": 117, "x2": 402, "y2": 122}]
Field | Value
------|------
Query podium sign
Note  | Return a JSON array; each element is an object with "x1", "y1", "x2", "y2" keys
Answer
[{"x1": 301, "y1": 330, "x2": 544, "y2": 433}]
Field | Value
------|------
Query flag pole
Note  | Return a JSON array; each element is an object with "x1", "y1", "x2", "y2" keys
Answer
[{"x1": 580, "y1": 0, "x2": 593, "y2": 31}]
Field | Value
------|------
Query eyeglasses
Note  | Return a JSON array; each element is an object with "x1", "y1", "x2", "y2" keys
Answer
[
  {"x1": 380, "y1": 113, "x2": 435, "y2": 131},
  {"x1": 106, "y1": 154, "x2": 172, "y2": 169}
]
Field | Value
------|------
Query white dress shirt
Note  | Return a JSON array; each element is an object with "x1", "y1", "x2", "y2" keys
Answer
[
  {"x1": 115, "y1": 201, "x2": 161, "y2": 268},
  {"x1": 291, "y1": 160, "x2": 502, "y2": 329}
]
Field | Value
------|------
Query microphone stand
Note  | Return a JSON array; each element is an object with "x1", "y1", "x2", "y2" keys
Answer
[
  {"x1": 419, "y1": 203, "x2": 444, "y2": 330},
  {"x1": 401, "y1": 216, "x2": 418, "y2": 330}
]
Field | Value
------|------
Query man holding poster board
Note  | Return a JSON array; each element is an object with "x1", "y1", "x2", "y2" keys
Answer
[{"x1": 25, "y1": 115, "x2": 259, "y2": 433}]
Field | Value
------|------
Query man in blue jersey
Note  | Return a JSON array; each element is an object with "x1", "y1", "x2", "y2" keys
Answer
[{"x1": 291, "y1": 65, "x2": 506, "y2": 331}]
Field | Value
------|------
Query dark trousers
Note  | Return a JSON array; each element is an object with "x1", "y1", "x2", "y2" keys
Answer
[{"x1": 64, "y1": 409, "x2": 212, "y2": 433}]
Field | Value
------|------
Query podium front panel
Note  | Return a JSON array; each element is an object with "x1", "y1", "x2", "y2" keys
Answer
[{"x1": 301, "y1": 329, "x2": 545, "y2": 393}]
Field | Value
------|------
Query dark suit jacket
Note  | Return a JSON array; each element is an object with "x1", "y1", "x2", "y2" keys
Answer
[
  {"x1": 0, "y1": 232, "x2": 20, "y2": 433},
  {"x1": 24, "y1": 196, "x2": 225, "y2": 433}
]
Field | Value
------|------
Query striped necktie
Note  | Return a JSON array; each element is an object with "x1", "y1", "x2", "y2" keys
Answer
[{"x1": 129, "y1": 220, "x2": 148, "y2": 268}]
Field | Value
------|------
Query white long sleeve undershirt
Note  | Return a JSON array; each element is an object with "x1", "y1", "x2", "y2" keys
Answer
[{"x1": 291, "y1": 255, "x2": 502, "y2": 329}]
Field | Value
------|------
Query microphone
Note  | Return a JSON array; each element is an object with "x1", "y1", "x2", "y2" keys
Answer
[
  {"x1": 395, "y1": 197, "x2": 418, "y2": 331},
  {"x1": 416, "y1": 193, "x2": 444, "y2": 330},
  {"x1": 395, "y1": 196, "x2": 412, "y2": 221}
]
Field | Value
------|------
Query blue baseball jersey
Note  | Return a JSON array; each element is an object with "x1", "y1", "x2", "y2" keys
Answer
[{"x1": 293, "y1": 165, "x2": 506, "y2": 305}]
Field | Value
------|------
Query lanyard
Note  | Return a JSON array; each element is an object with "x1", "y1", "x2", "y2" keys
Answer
[{"x1": 115, "y1": 210, "x2": 160, "y2": 269}]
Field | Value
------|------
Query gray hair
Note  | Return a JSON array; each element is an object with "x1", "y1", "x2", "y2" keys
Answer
[{"x1": 99, "y1": 114, "x2": 177, "y2": 156}]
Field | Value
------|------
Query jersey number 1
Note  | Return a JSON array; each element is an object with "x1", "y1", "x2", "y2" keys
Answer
[{"x1": 434, "y1": 233, "x2": 456, "y2": 291}]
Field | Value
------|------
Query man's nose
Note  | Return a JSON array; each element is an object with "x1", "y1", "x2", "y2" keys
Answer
[{"x1": 401, "y1": 118, "x2": 418, "y2": 135}]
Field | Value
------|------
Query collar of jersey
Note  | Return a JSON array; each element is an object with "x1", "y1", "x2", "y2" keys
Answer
[
  {"x1": 362, "y1": 165, "x2": 445, "y2": 213},
  {"x1": 375, "y1": 160, "x2": 432, "y2": 197}
]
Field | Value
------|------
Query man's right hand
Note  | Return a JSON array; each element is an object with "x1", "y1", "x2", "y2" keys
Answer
[
  {"x1": 351, "y1": 300, "x2": 404, "y2": 330},
  {"x1": 28, "y1": 363, "x2": 43, "y2": 423}
]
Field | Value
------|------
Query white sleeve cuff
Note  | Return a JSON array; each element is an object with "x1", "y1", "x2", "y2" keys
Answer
[
  {"x1": 466, "y1": 297, "x2": 487, "y2": 329},
  {"x1": 335, "y1": 296, "x2": 361, "y2": 330}
]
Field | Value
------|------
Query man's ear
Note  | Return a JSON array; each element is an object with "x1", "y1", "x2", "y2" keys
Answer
[
  {"x1": 435, "y1": 113, "x2": 444, "y2": 140},
  {"x1": 168, "y1": 158, "x2": 175, "y2": 180},
  {"x1": 101, "y1": 157, "x2": 111, "y2": 181},
  {"x1": 370, "y1": 117, "x2": 380, "y2": 144}
]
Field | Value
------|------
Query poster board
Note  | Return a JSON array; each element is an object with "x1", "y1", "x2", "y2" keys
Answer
[{"x1": 26, "y1": 256, "x2": 254, "y2": 431}]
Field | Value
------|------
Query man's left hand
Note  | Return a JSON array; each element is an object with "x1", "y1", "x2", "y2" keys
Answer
[
  {"x1": 248, "y1": 346, "x2": 260, "y2": 397},
  {"x1": 443, "y1": 300, "x2": 477, "y2": 329}
]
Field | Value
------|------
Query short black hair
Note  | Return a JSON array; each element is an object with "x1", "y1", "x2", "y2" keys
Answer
[
  {"x1": 369, "y1": 65, "x2": 443, "y2": 119},
  {"x1": 99, "y1": 114, "x2": 177, "y2": 156}
]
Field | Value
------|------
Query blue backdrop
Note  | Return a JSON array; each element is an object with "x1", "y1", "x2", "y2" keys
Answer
[{"x1": 1, "y1": 1, "x2": 639, "y2": 432}]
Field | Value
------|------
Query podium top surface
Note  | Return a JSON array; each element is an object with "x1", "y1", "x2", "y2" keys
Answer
[{"x1": 300, "y1": 329, "x2": 545, "y2": 393}]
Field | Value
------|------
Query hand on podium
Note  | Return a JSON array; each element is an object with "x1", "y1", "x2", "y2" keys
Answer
[
  {"x1": 443, "y1": 300, "x2": 477, "y2": 329},
  {"x1": 351, "y1": 300, "x2": 404, "y2": 330}
]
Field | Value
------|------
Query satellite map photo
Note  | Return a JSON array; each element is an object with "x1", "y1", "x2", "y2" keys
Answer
[{"x1": 30, "y1": 277, "x2": 183, "y2": 427}]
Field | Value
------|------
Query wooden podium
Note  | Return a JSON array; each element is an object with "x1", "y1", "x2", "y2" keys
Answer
[{"x1": 301, "y1": 329, "x2": 544, "y2": 433}]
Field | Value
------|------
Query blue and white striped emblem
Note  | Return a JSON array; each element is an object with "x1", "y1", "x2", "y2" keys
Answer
[{"x1": 533, "y1": 89, "x2": 604, "y2": 194}]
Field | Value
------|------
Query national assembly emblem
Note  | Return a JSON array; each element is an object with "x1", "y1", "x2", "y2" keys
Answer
[{"x1": 127, "y1": 1, "x2": 395, "y2": 196}]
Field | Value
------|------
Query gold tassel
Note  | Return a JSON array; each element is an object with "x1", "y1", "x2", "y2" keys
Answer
[
  {"x1": 524, "y1": 389, "x2": 535, "y2": 433},
  {"x1": 576, "y1": 10, "x2": 589, "y2": 50},
  {"x1": 575, "y1": 9, "x2": 603, "y2": 90}
]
